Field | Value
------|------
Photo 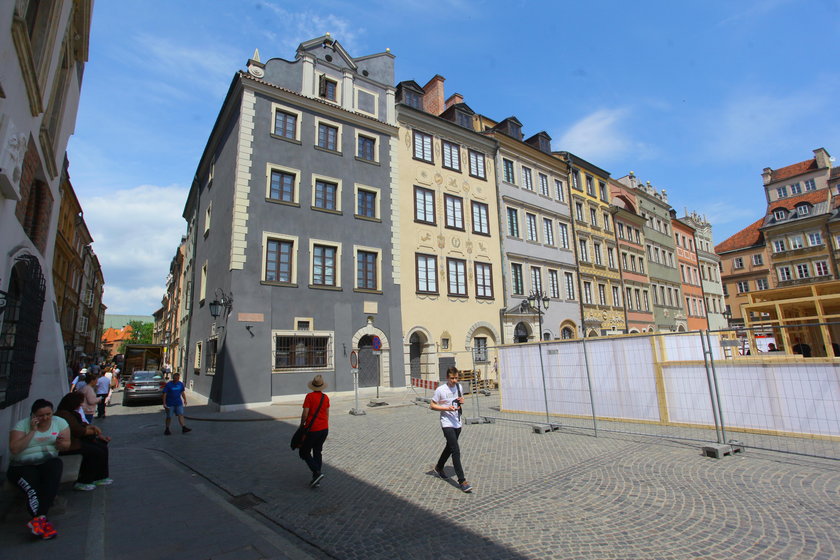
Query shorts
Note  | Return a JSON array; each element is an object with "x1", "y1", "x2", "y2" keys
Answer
[{"x1": 165, "y1": 404, "x2": 184, "y2": 418}]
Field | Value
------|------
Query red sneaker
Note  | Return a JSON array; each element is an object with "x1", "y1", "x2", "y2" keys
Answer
[
  {"x1": 27, "y1": 516, "x2": 57, "y2": 539},
  {"x1": 40, "y1": 518, "x2": 57, "y2": 539}
]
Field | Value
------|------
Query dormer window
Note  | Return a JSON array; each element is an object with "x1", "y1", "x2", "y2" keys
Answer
[
  {"x1": 455, "y1": 110, "x2": 472, "y2": 129},
  {"x1": 773, "y1": 208, "x2": 786, "y2": 220},
  {"x1": 796, "y1": 204, "x2": 811, "y2": 216},
  {"x1": 319, "y1": 75, "x2": 337, "y2": 101},
  {"x1": 403, "y1": 90, "x2": 422, "y2": 109},
  {"x1": 507, "y1": 121, "x2": 521, "y2": 139}
]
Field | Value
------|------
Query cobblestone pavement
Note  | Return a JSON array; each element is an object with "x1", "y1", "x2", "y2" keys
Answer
[{"x1": 5, "y1": 387, "x2": 837, "y2": 559}]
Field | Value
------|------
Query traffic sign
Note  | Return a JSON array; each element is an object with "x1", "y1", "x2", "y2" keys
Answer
[
  {"x1": 349, "y1": 350, "x2": 358, "y2": 368},
  {"x1": 371, "y1": 336, "x2": 382, "y2": 351}
]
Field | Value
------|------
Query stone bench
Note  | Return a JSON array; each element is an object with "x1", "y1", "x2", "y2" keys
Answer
[{"x1": 0, "y1": 454, "x2": 82, "y2": 520}]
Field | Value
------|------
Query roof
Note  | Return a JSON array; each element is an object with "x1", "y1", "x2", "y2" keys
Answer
[
  {"x1": 768, "y1": 158, "x2": 818, "y2": 183},
  {"x1": 763, "y1": 188, "x2": 831, "y2": 227},
  {"x1": 714, "y1": 217, "x2": 765, "y2": 253}
]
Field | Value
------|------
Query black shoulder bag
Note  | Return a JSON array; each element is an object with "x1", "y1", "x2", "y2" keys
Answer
[{"x1": 290, "y1": 393, "x2": 325, "y2": 450}]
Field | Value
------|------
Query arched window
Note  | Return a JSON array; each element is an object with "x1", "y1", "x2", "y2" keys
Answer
[{"x1": 561, "y1": 327, "x2": 574, "y2": 339}]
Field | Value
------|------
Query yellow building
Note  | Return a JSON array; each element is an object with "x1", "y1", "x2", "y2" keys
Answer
[
  {"x1": 557, "y1": 152, "x2": 626, "y2": 336},
  {"x1": 395, "y1": 77, "x2": 503, "y2": 381}
]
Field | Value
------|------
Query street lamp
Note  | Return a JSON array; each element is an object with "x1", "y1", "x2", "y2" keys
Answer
[
  {"x1": 209, "y1": 288, "x2": 233, "y2": 320},
  {"x1": 523, "y1": 289, "x2": 552, "y2": 426},
  {"x1": 722, "y1": 307, "x2": 732, "y2": 328}
]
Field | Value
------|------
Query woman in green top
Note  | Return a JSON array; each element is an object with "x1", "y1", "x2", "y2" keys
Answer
[{"x1": 6, "y1": 398, "x2": 71, "y2": 540}]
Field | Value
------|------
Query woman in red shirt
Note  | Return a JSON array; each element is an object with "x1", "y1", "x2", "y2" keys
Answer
[{"x1": 299, "y1": 375, "x2": 329, "y2": 488}]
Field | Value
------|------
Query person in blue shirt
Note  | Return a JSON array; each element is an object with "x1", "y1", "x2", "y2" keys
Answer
[{"x1": 162, "y1": 372, "x2": 191, "y2": 435}]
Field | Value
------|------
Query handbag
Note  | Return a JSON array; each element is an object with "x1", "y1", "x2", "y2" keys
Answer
[{"x1": 290, "y1": 393, "x2": 325, "y2": 450}]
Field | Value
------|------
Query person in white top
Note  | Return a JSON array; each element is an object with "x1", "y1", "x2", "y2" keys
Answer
[{"x1": 430, "y1": 367, "x2": 472, "y2": 493}]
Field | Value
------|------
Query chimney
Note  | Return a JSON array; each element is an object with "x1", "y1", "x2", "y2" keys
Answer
[
  {"x1": 422, "y1": 75, "x2": 446, "y2": 116},
  {"x1": 814, "y1": 147, "x2": 831, "y2": 169},
  {"x1": 761, "y1": 167, "x2": 773, "y2": 185},
  {"x1": 444, "y1": 93, "x2": 463, "y2": 111}
]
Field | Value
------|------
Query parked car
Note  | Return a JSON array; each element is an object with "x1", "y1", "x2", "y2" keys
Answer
[{"x1": 122, "y1": 370, "x2": 165, "y2": 405}]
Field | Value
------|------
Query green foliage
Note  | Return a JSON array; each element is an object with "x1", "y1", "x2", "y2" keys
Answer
[{"x1": 117, "y1": 320, "x2": 154, "y2": 353}]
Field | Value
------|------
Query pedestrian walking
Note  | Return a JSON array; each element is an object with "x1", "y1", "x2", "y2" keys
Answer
[
  {"x1": 70, "y1": 367, "x2": 88, "y2": 392},
  {"x1": 430, "y1": 366, "x2": 472, "y2": 493},
  {"x1": 6, "y1": 398, "x2": 71, "y2": 540},
  {"x1": 299, "y1": 375, "x2": 329, "y2": 488},
  {"x1": 94, "y1": 371, "x2": 110, "y2": 418},
  {"x1": 162, "y1": 372, "x2": 191, "y2": 435},
  {"x1": 79, "y1": 373, "x2": 99, "y2": 423}
]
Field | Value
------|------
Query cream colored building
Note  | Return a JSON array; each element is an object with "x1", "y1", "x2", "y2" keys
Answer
[{"x1": 395, "y1": 77, "x2": 503, "y2": 382}]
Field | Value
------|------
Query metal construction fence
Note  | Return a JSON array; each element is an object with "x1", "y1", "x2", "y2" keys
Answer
[{"x1": 407, "y1": 323, "x2": 840, "y2": 461}]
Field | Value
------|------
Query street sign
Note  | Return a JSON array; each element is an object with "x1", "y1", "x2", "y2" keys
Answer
[
  {"x1": 349, "y1": 350, "x2": 358, "y2": 368},
  {"x1": 371, "y1": 336, "x2": 382, "y2": 351}
]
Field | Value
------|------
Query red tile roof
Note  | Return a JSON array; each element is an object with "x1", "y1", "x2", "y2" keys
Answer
[
  {"x1": 768, "y1": 158, "x2": 818, "y2": 183},
  {"x1": 767, "y1": 188, "x2": 830, "y2": 213},
  {"x1": 715, "y1": 217, "x2": 765, "y2": 253}
]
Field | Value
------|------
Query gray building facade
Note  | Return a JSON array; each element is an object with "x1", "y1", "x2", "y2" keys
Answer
[{"x1": 184, "y1": 36, "x2": 403, "y2": 409}]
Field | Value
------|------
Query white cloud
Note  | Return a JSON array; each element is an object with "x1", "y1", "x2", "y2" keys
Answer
[
  {"x1": 81, "y1": 184, "x2": 189, "y2": 315},
  {"x1": 257, "y1": 3, "x2": 363, "y2": 54},
  {"x1": 557, "y1": 108, "x2": 654, "y2": 162}
]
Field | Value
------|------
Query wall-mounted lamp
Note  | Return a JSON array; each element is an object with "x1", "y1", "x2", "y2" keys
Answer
[{"x1": 209, "y1": 288, "x2": 233, "y2": 320}]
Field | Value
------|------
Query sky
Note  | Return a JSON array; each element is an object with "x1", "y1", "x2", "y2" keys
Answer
[{"x1": 67, "y1": 0, "x2": 840, "y2": 315}]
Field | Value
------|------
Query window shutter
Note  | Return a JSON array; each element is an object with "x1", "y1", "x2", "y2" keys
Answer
[{"x1": 318, "y1": 75, "x2": 327, "y2": 96}]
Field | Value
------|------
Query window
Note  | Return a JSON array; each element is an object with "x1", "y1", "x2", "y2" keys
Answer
[
  {"x1": 790, "y1": 236, "x2": 804, "y2": 249},
  {"x1": 200, "y1": 262, "x2": 207, "y2": 301},
  {"x1": 511, "y1": 263, "x2": 524, "y2": 295},
  {"x1": 416, "y1": 254, "x2": 438, "y2": 293},
  {"x1": 414, "y1": 186, "x2": 435, "y2": 224},
  {"x1": 312, "y1": 245, "x2": 337, "y2": 287},
  {"x1": 773, "y1": 209, "x2": 786, "y2": 220},
  {"x1": 204, "y1": 203, "x2": 211, "y2": 235},
  {"x1": 578, "y1": 239, "x2": 589, "y2": 261},
  {"x1": 357, "y1": 135, "x2": 376, "y2": 161},
  {"x1": 442, "y1": 141, "x2": 461, "y2": 171},
  {"x1": 638, "y1": 257, "x2": 645, "y2": 274},
  {"x1": 593, "y1": 243, "x2": 602, "y2": 265},
  {"x1": 572, "y1": 170, "x2": 580, "y2": 190},
  {"x1": 558, "y1": 223, "x2": 569, "y2": 248},
  {"x1": 776, "y1": 186, "x2": 788, "y2": 198},
  {"x1": 586, "y1": 175, "x2": 595, "y2": 195},
  {"x1": 778, "y1": 266, "x2": 792, "y2": 281},
  {"x1": 805, "y1": 179, "x2": 816, "y2": 191},
  {"x1": 752, "y1": 254, "x2": 763, "y2": 266},
  {"x1": 598, "y1": 284, "x2": 606, "y2": 305},
  {"x1": 796, "y1": 263, "x2": 810, "y2": 279},
  {"x1": 507, "y1": 207, "x2": 519, "y2": 237},
  {"x1": 194, "y1": 341, "x2": 202, "y2": 369},
  {"x1": 773, "y1": 239, "x2": 786, "y2": 252},
  {"x1": 549, "y1": 270, "x2": 560, "y2": 298},
  {"x1": 530, "y1": 267, "x2": 542, "y2": 293},
  {"x1": 599, "y1": 181, "x2": 607, "y2": 201},
  {"x1": 357, "y1": 188, "x2": 377, "y2": 219},
  {"x1": 317, "y1": 123, "x2": 339, "y2": 151},
  {"x1": 444, "y1": 194, "x2": 464, "y2": 230},
  {"x1": 269, "y1": 169, "x2": 296, "y2": 203},
  {"x1": 356, "y1": 250, "x2": 378, "y2": 290},
  {"x1": 607, "y1": 248, "x2": 615, "y2": 268},
  {"x1": 539, "y1": 173, "x2": 550, "y2": 196},
  {"x1": 413, "y1": 130, "x2": 433, "y2": 162},
  {"x1": 555, "y1": 180, "x2": 565, "y2": 201},
  {"x1": 790, "y1": 182, "x2": 802, "y2": 194},
  {"x1": 266, "y1": 239, "x2": 294, "y2": 283},
  {"x1": 314, "y1": 180, "x2": 338, "y2": 211},
  {"x1": 575, "y1": 202, "x2": 584, "y2": 221},
  {"x1": 526, "y1": 213, "x2": 538, "y2": 241},
  {"x1": 617, "y1": 223, "x2": 625, "y2": 238},
  {"x1": 473, "y1": 337, "x2": 488, "y2": 363},
  {"x1": 468, "y1": 150, "x2": 486, "y2": 179},
  {"x1": 797, "y1": 205, "x2": 811, "y2": 216},
  {"x1": 590, "y1": 208, "x2": 598, "y2": 227},
  {"x1": 522, "y1": 167, "x2": 533, "y2": 190},
  {"x1": 565, "y1": 272, "x2": 575, "y2": 300},
  {"x1": 319, "y1": 75, "x2": 337, "y2": 101},
  {"x1": 475, "y1": 262, "x2": 493, "y2": 298},
  {"x1": 403, "y1": 90, "x2": 422, "y2": 109},
  {"x1": 626, "y1": 287, "x2": 634, "y2": 309},
  {"x1": 274, "y1": 333, "x2": 331, "y2": 369},
  {"x1": 603, "y1": 213, "x2": 611, "y2": 232},
  {"x1": 583, "y1": 282, "x2": 593, "y2": 304},
  {"x1": 733, "y1": 257, "x2": 743, "y2": 269},
  {"x1": 737, "y1": 281, "x2": 749, "y2": 293},
  {"x1": 447, "y1": 258, "x2": 467, "y2": 296},
  {"x1": 274, "y1": 110, "x2": 297, "y2": 139},
  {"x1": 815, "y1": 261, "x2": 829, "y2": 276},
  {"x1": 503, "y1": 159, "x2": 515, "y2": 183},
  {"x1": 756, "y1": 278, "x2": 769, "y2": 290},
  {"x1": 471, "y1": 202, "x2": 490, "y2": 235},
  {"x1": 808, "y1": 232, "x2": 822, "y2": 246},
  {"x1": 543, "y1": 218, "x2": 554, "y2": 246}
]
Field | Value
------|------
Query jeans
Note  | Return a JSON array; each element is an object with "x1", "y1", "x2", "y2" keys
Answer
[
  {"x1": 62, "y1": 439, "x2": 109, "y2": 484},
  {"x1": 6, "y1": 458, "x2": 63, "y2": 517},
  {"x1": 436, "y1": 427, "x2": 465, "y2": 483},
  {"x1": 299, "y1": 429, "x2": 328, "y2": 474},
  {"x1": 96, "y1": 394, "x2": 108, "y2": 417}
]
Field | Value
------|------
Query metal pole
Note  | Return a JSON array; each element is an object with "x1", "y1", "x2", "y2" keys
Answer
[
  {"x1": 700, "y1": 330, "x2": 722, "y2": 444},
  {"x1": 536, "y1": 307, "x2": 551, "y2": 426},
  {"x1": 580, "y1": 332, "x2": 598, "y2": 437},
  {"x1": 704, "y1": 330, "x2": 727, "y2": 443}
]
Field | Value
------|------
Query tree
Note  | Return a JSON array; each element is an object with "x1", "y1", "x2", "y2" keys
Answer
[{"x1": 117, "y1": 320, "x2": 154, "y2": 353}]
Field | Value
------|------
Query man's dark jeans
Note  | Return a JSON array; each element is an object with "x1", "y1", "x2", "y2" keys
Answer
[{"x1": 436, "y1": 427, "x2": 465, "y2": 483}]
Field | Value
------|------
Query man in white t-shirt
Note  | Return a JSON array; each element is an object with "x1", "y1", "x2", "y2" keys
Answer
[{"x1": 430, "y1": 366, "x2": 472, "y2": 493}]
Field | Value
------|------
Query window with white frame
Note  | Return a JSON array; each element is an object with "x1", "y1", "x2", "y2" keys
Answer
[
  {"x1": 752, "y1": 254, "x2": 763, "y2": 266},
  {"x1": 468, "y1": 149, "x2": 486, "y2": 179},
  {"x1": 204, "y1": 202, "x2": 211, "y2": 235},
  {"x1": 507, "y1": 207, "x2": 519, "y2": 237},
  {"x1": 444, "y1": 194, "x2": 464, "y2": 230},
  {"x1": 471, "y1": 201, "x2": 490, "y2": 235},
  {"x1": 603, "y1": 212, "x2": 611, "y2": 232},
  {"x1": 414, "y1": 186, "x2": 435, "y2": 224},
  {"x1": 511, "y1": 263, "x2": 524, "y2": 295},
  {"x1": 737, "y1": 281, "x2": 749, "y2": 293},
  {"x1": 776, "y1": 186, "x2": 788, "y2": 198},
  {"x1": 565, "y1": 272, "x2": 575, "y2": 300},
  {"x1": 790, "y1": 182, "x2": 802, "y2": 194},
  {"x1": 575, "y1": 202, "x2": 584, "y2": 221},
  {"x1": 733, "y1": 257, "x2": 743, "y2": 269},
  {"x1": 311, "y1": 243, "x2": 339, "y2": 287},
  {"x1": 539, "y1": 173, "x2": 550, "y2": 196},
  {"x1": 549, "y1": 270, "x2": 560, "y2": 298},
  {"x1": 416, "y1": 253, "x2": 438, "y2": 293},
  {"x1": 530, "y1": 267, "x2": 542, "y2": 293},
  {"x1": 625, "y1": 287, "x2": 634, "y2": 310},
  {"x1": 593, "y1": 243, "x2": 602, "y2": 265},
  {"x1": 599, "y1": 181, "x2": 608, "y2": 201},
  {"x1": 815, "y1": 261, "x2": 829, "y2": 276},
  {"x1": 773, "y1": 239, "x2": 786, "y2": 252},
  {"x1": 555, "y1": 179, "x2": 565, "y2": 201},
  {"x1": 200, "y1": 262, "x2": 207, "y2": 301},
  {"x1": 522, "y1": 167, "x2": 533, "y2": 190},
  {"x1": 413, "y1": 130, "x2": 433, "y2": 162},
  {"x1": 578, "y1": 239, "x2": 589, "y2": 261},
  {"x1": 442, "y1": 140, "x2": 461, "y2": 171},
  {"x1": 526, "y1": 213, "x2": 538, "y2": 241},
  {"x1": 194, "y1": 341, "x2": 202, "y2": 369},
  {"x1": 583, "y1": 282, "x2": 593, "y2": 304},
  {"x1": 447, "y1": 258, "x2": 467, "y2": 296},
  {"x1": 590, "y1": 208, "x2": 598, "y2": 227},
  {"x1": 598, "y1": 284, "x2": 606, "y2": 305},
  {"x1": 473, "y1": 337, "x2": 488, "y2": 363},
  {"x1": 586, "y1": 175, "x2": 594, "y2": 195},
  {"x1": 790, "y1": 236, "x2": 804, "y2": 249},
  {"x1": 796, "y1": 204, "x2": 811, "y2": 216},
  {"x1": 474, "y1": 262, "x2": 493, "y2": 299},
  {"x1": 503, "y1": 159, "x2": 515, "y2": 183},
  {"x1": 778, "y1": 266, "x2": 792, "y2": 281},
  {"x1": 773, "y1": 209, "x2": 786, "y2": 220},
  {"x1": 558, "y1": 223, "x2": 569, "y2": 248},
  {"x1": 756, "y1": 278, "x2": 769, "y2": 290},
  {"x1": 796, "y1": 263, "x2": 810, "y2": 279},
  {"x1": 805, "y1": 179, "x2": 816, "y2": 191},
  {"x1": 543, "y1": 218, "x2": 554, "y2": 246},
  {"x1": 607, "y1": 247, "x2": 615, "y2": 268},
  {"x1": 808, "y1": 232, "x2": 822, "y2": 246}
]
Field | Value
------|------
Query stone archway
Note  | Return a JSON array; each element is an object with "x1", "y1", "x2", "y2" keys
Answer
[
  {"x1": 351, "y1": 318, "x2": 390, "y2": 387},
  {"x1": 514, "y1": 322, "x2": 530, "y2": 343}
]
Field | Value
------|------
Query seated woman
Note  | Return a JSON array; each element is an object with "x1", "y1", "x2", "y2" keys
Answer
[
  {"x1": 55, "y1": 392, "x2": 112, "y2": 491},
  {"x1": 6, "y1": 398, "x2": 71, "y2": 540}
]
